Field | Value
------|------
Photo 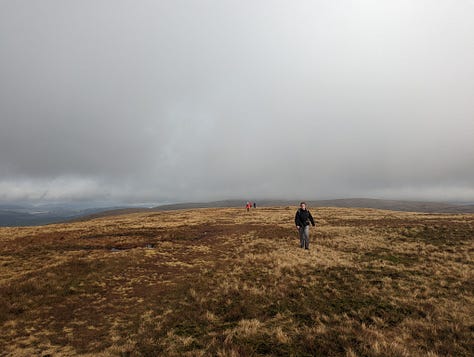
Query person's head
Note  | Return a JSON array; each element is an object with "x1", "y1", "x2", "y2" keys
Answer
[{"x1": 300, "y1": 202, "x2": 306, "y2": 210}]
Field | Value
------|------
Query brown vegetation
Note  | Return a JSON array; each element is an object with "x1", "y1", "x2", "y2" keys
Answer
[{"x1": 0, "y1": 207, "x2": 473, "y2": 356}]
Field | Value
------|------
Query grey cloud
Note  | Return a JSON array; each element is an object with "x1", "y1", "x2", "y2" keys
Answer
[{"x1": 1, "y1": 0, "x2": 473, "y2": 204}]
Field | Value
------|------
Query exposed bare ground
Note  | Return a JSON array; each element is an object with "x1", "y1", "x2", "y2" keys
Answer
[{"x1": 1, "y1": 207, "x2": 473, "y2": 356}]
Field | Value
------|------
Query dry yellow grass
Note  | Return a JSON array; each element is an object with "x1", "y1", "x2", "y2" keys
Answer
[{"x1": 0, "y1": 207, "x2": 473, "y2": 356}]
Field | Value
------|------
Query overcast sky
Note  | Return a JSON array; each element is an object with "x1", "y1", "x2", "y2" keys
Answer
[{"x1": 1, "y1": 0, "x2": 474, "y2": 205}]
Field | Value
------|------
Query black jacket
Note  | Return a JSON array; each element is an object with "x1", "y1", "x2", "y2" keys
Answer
[{"x1": 295, "y1": 208, "x2": 315, "y2": 227}]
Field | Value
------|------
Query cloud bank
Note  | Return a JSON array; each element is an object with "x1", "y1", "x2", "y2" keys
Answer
[{"x1": 1, "y1": 0, "x2": 473, "y2": 204}]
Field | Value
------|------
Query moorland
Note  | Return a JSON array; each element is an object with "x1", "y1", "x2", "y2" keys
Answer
[{"x1": 1, "y1": 206, "x2": 473, "y2": 356}]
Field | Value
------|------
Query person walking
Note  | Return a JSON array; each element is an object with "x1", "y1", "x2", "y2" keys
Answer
[{"x1": 294, "y1": 202, "x2": 315, "y2": 250}]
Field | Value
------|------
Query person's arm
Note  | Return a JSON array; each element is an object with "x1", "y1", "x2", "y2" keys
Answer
[
  {"x1": 309, "y1": 211, "x2": 315, "y2": 226},
  {"x1": 295, "y1": 211, "x2": 301, "y2": 228}
]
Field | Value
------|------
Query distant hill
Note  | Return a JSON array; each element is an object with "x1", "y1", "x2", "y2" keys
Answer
[
  {"x1": 307, "y1": 198, "x2": 474, "y2": 214},
  {"x1": 3, "y1": 198, "x2": 473, "y2": 227},
  {"x1": 0, "y1": 209, "x2": 65, "y2": 227},
  {"x1": 0, "y1": 206, "x2": 128, "y2": 227},
  {"x1": 152, "y1": 198, "x2": 474, "y2": 214}
]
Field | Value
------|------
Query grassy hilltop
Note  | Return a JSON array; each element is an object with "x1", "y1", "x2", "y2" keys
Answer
[{"x1": 1, "y1": 207, "x2": 473, "y2": 356}]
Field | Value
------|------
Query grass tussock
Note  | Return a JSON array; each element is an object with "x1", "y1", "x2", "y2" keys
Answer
[{"x1": 0, "y1": 207, "x2": 473, "y2": 356}]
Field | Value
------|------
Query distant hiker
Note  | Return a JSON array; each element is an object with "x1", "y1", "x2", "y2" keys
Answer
[
  {"x1": 253, "y1": 202, "x2": 256, "y2": 209},
  {"x1": 295, "y1": 202, "x2": 315, "y2": 250},
  {"x1": 246, "y1": 202, "x2": 251, "y2": 212}
]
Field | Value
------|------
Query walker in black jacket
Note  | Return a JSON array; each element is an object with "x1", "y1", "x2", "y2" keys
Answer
[{"x1": 294, "y1": 202, "x2": 315, "y2": 250}]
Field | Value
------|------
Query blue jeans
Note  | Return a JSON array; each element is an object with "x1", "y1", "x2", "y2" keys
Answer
[{"x1": 299, "y1": 225, "x2": 310, "y2": 249}]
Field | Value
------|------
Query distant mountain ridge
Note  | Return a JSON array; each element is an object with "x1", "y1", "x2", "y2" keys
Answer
[
  {"x1": 307, "y1": 198, "x2": 474, "y2": 214},
  {"x1": 2, "y1": 198, "x2": 473, "y2": 227},
  {"x1": 152, "y1": 198, "x2": 474, "y2": 214},
  {"x1": 0, "y1": 209, "x2": 63, "y2": 227}
]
